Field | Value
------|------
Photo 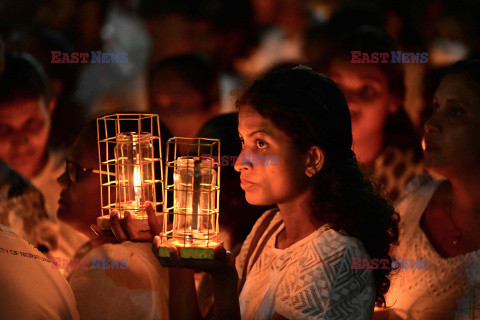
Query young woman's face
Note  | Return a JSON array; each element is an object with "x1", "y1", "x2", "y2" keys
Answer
[
  {"x1": 328, "y1": 58, "x2": 398, "y2": 144},
  {"x1": 234, "y1": 104, "x2": 309, "y2": 206},
  {"x1": 423, "y1": 73, "x2": 480, "y2": 177}
]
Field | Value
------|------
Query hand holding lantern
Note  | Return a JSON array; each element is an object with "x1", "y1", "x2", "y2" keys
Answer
[{"x1": 108, "y1": 202, "x2": 162, "y2": 242}]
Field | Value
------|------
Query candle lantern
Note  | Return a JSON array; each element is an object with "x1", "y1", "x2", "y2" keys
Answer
[
  {"x1": 156, "y1": 137, "x2": 221, "y2": 259},
  {"x1": 96, "y1": 114, "x2": 163, "y2": 231}
]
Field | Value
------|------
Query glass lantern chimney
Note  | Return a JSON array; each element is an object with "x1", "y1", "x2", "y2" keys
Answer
[
  {"x1": 115, "y1": 132, "x2": 155, "y2": 217},
  {"x1": 172, "y1": 156, "x2": 216, "y2": 246}
]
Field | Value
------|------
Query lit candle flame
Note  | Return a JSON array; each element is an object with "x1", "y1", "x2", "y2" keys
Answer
[{"x1": 133, "y1": 165, "x2": 141, "y2": 207}]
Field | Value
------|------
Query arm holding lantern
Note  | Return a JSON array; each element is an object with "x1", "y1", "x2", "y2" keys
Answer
[{"x1": 108, "y1": 202, "x2": 241, "y2": 320}]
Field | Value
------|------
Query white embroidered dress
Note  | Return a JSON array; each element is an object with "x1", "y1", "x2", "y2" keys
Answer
[
  {"x1": 236, "y1": 210, "x2": 375, "y2": 320},
  {"x1": 384, "y1": 173, "x2": 480, "y2": 320}
]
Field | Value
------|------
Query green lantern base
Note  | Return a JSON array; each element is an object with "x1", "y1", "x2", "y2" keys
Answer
[{"x1": 156, "y1": 245, "x2": 216, "y2": 260}]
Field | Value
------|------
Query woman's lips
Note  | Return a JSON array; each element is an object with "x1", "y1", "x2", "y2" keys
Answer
[{"x1": 240, "y1": 179, "x2": 257, "y2": 191}]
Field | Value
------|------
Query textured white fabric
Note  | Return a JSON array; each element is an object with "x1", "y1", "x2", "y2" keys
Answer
[
  {"x1": 236, "y1": 210, "x2": 375, "y2": 320},
  {"x1": 67, "y1": 241, "x2": 169, "y2": 320},
  {"x1": 384, "y1": 172, "x2": 480, "y2": 319},
  {"x1": 0, "y1": 224, "x2": 79, "y2": 319}
]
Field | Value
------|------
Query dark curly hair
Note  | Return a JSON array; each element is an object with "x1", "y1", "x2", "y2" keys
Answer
[{"x1": 236, "y1": 66, "x2": 400, "y2": 306}]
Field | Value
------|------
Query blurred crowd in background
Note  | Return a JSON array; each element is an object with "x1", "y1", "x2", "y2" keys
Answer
[
  {"x1": 1, "y1": 0, "x2": 480, "y2": 267},
  {"x1": 1, "y1": 0, "x2": 479, "y2": 145},
  {"x1": 1, "y1": 0, "x2": 480, "y2": 273},
  {"x1": 1, "y1": 1, "x2": 480, "y2": 318}
]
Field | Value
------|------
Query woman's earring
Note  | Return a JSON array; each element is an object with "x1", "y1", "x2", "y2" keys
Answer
[{"x1": 306, "y1": 171, "x2": 313, "y2": 178}]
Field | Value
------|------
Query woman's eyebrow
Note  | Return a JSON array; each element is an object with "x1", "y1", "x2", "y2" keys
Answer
[{"x1": 247, "y1": 129, "x2": 272, "y2": 138}]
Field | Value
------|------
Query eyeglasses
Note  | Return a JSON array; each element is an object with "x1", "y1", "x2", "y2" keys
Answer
[{"x1": 65, "y1": 159, "x2": 102, "y2": 183}]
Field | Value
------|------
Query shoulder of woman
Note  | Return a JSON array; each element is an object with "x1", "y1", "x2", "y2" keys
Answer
[
  {"x1": 235, "y1": 208, "x2": 281, "y2": 275},
  {"x1": 297, "y1": 231, "x2": 374, "y2": 292},
  {"x1": 275, "y1": 230, "x2": 374, "y2": 319},
  {"x1": 303, "y1": 227, "x2": 371, "y2": 265}
]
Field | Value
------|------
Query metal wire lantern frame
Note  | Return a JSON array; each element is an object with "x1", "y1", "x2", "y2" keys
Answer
[
  {"x1": 157, "y1": 137, "x2": 221, "y2": 259},
  {"x1": 96, "y1": 113, "x2": 164, "y2": 231}
]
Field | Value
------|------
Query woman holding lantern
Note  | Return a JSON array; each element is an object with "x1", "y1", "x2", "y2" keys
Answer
[
  {"x1": 56, "y1": 120, "x2": 169, "y2": 320},
  {"x1": 115, "y1": 67, "x2": 400, "y2": 319},
  {"x1": 227, "y1": 66, "x2": 397, "y2": 320}
]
